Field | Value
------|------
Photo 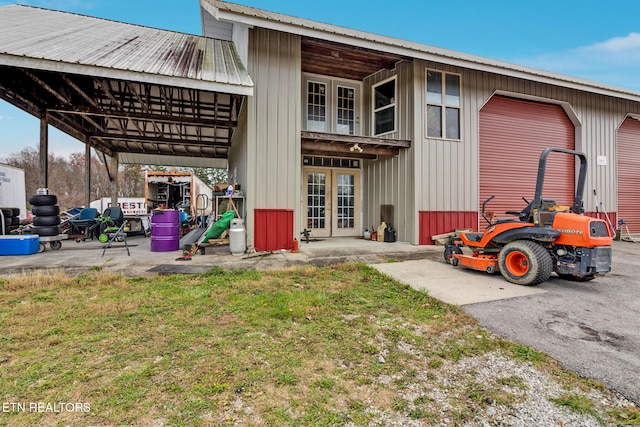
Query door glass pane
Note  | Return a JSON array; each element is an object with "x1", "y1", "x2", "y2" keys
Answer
[
  {"x1": 336, "y1": 174, "x2": 355, "y2": 229},
  {"x1": 307, "y1": 82, "x2": 326, "y2": 132},
  {"x1": 337, "y1": 86, "x2": 355, "y2": 135},
  {"x1": 307, "y1": 173, "x2": 326, "y2": 229}
]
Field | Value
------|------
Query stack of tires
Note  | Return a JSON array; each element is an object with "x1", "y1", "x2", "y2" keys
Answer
[
  {"x1": 0, "y1": 207, "x2": 21, "y2": 235},
  {"x1": 29, "y1": 193, "x2": 60, "y2": 237}
]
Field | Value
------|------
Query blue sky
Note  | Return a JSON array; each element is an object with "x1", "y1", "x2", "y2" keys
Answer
[{"x1": 2, "y1": 0, "x2": 640, "y2": 161}]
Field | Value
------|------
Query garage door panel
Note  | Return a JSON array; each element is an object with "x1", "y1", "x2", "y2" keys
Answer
[
  {"x1": 479, "y1": 96, "x2": 574, "y2": 229},
  {"x1": 618, "y1": 118, "x2": 640, "y2": 232}
]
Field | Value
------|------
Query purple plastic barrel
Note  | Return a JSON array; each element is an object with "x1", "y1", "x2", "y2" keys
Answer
[{"x1": 150, "y1": 209, "x2": 179, "y2": 252}]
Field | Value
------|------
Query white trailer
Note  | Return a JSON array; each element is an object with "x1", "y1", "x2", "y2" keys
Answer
[
  {"x1": 90, "y1": 197, "x2": 147, "y2": 216},
  {"x1": 0, "y1": 163, "x2": 27, "y2": 220},
  {"x1": 144, "y1": 171, "x2": 213, "y2": 217},
  {"x1": 90, "y1": 197, "x2": 149, "y2": 236}
]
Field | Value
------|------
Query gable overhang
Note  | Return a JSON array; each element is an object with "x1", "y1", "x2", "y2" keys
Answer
[{"x1": 207, "y1": 0, "x2": 640, "y2": 103}]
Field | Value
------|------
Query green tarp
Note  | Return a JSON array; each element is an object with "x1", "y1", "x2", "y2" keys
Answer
[{"x1": 203, "y1": 210, "x2": 235, "y2": 242}]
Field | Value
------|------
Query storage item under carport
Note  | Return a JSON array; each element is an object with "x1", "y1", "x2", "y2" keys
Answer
[
  {"x1": 150, "y1": 209, "x2": 179, "y2": 252},
  {"x1": 229, "y1": 218, "x2": 246, "y2": 256},
  {"x1": 0, "y1": 234, "x2": 39, "y2": 255}
]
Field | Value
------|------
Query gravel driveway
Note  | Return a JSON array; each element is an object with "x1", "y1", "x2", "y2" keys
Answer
[{"x1": 464, "y1": 240, "x2": 640, "y2": 404}]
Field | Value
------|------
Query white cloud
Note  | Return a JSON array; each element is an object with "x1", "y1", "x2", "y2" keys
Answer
[{"x1": 509, "y1": 33, "x2": 640, "y2": 92}]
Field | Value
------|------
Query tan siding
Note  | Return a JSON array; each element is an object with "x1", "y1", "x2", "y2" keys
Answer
[
  {"x1": 363, "y1": 61, "x2": 416, "y2": 243},
  {"x1": 244, "y1": 28, "x2": 301, "y2": 247}
]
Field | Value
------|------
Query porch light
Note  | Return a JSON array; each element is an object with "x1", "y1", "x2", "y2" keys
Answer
[{"x1": 350, "y1": 143, "x2": 363, "y2": 153}]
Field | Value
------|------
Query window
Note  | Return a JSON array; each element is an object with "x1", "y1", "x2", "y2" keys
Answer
[
  {"x1": 426, "y1": 70, "x2": 461, "y2": 139},
  {"x1": 373, "y1": 77, "x2": 396, "y2": 136},
  {"x1": 304, "y1": 74, "x2": 360, "y2": 135},
  {"x1": 307, "y1": 81, "x2": 327, "y2": 132}
]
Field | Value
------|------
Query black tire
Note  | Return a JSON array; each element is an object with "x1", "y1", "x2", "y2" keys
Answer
[
  {"x1": 498, "y1": 240, "x2": 553, "y2": 286},
  {"x1": 11, "y1": 217, "x2": 21, "y2": 226},
  {"x1": 11, "y1": 207, "x2": 20, "y2": 217},
  {"x1": 33, "y1": 215, "x2": 61, "y2": 226},
  {"x1": 28, "y1": 194, "x2": 57, "y2": 206},
  {"x1": 32, "y1": 205, "x2": 60, "y2": 216},
  {"x1": 2, "y1": 217, "x2": 11, "y2": 227},
  {"x1": 50, "y1": 241, "x2": 62, "y2": 250},
  {"x1": 32, "y1": 225, "x2": 60, "y2": 237},
  {"x1": 1, "y1": 208, "x2": 13, "y2": 217},
  {"x1": 557, "y1": 273, "x2": 597, "y2": 282}
]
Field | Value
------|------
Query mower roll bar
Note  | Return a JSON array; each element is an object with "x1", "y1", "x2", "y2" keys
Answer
[{"x1": 532, "y1": 147, "x2": 587, "y2": 214}]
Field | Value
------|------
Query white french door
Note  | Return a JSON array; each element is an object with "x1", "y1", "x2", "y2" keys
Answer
[
  {"x1": 303, "y1": 167, "x2": 360, "y2": 237},
  {"x1": 304, "y1": 74, "x2": 361, "y2": 135}
]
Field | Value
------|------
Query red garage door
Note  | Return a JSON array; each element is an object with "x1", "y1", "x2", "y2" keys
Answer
[
  {"x1": 479, "y1": 96, "x2": 575, "y2": 229},
  {"x1": 617, "y1": 117, "x2": 640, "y2": 233}
]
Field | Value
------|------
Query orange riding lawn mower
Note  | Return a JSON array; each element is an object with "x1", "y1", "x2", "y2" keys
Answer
[{"x1": 444, "y1": 147, "x2": 613, "y2": 286}]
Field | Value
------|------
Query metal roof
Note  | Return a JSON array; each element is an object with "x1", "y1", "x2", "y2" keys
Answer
[
  {"x1": 0, "y1": 4, "x2": 253, "y2": 169},
  {"x1": 207, "y1": 0, "x2": 640, "y2": 102},
  {"x1": 0, "y1": 4, "x2": 253, "y2": 95}
]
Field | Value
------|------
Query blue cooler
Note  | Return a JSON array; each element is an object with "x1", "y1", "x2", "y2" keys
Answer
[{"x1": 0, "y1": 235, "x2": 40, "y2": 255}]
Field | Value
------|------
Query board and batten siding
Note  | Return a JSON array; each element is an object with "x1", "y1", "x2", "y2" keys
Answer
[
  {"x1": 239, "y1": 28, "x2": 301, "y2": 249},
  {"x1": 362, "y1": 61, "x2": 416, "y2": 244},
  {"x1": 413, "y1": 60, "x2": 640, "y2": 242}
]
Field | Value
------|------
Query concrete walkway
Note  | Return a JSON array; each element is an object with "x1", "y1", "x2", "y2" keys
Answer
[
  {"x1": 0, "y1": 235, "x2": 437, "y2": 277},
  {"x1": 372, "y1": 260, "x2": 545, "y2": 305},
  {"x1": 1, "y1": 234, "x2": 543, "y2": 305}
]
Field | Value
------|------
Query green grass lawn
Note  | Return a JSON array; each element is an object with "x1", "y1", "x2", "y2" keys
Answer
[{"x1": 0, "y1": 264, "x2": 638, "y2": 426}]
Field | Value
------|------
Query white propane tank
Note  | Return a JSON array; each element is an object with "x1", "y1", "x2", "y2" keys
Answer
[{"x1": 229, "y1": 218, "x2": 246, "y2": 256}]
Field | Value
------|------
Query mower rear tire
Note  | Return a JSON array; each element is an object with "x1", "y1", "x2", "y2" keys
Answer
[{"x1": 498, "y1": 240, "x2": 552, "y2": 286}]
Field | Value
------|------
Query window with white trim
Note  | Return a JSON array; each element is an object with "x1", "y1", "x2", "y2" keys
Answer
[
  {"x1": 426, "y1": 70, "x2": 461, "y2": 139},
  {"x1": 373, "y1": 77, "x2": 396, "y2": 136}
]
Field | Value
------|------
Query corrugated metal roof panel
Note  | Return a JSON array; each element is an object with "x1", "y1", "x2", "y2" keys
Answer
[
  {"x1": 209, "y1": 0, "x2": 640, "y2": 102},
  {"x1": 0, "y1": 4, "x2": 253, "y2": 94},
  {"x1": 119, "y1": 153, "x2": 228, "y2": 169}
]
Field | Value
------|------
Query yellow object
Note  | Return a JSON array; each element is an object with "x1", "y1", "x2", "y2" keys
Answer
[{"x1": 377, "y1": 222, "x2": 387, "y2": 242}]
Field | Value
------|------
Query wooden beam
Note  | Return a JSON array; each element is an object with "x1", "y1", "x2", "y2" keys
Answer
[
  {"x1": 301, "y1": 141, "x2": 399, "y2": 157},
  {"x1": 301, "y1": 131, "x2": 410, "y2": 148}
]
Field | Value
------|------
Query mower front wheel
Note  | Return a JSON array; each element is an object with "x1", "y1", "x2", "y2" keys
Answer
[
  {"x1": 444, "y1": 242, "x2": 462, "y2": 265},
  {"x1": 498, "y1": 240, "x2": 552, "y2": 286}
]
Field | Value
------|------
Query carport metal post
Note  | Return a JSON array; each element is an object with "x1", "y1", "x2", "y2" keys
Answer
[
  {"x1": 110, "y1": 152, "x2": 119, "y2": 210},
  {"x1": 39, "y1": 113, "x2": 48, "y2": 189},
  {"x1": 85, "y1": 143, "x2": 91, "y2": 208}
]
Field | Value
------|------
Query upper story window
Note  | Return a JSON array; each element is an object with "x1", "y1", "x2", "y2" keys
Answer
[
  {"x1": 426, "y1": 70, "x2": 461, "y2": 139},
  {"x1": 304, "y1": 74, "x2": 360, "y2": 135},
  {"x1": 373, "y1": 77, "x2": 396, "y2": 136}
]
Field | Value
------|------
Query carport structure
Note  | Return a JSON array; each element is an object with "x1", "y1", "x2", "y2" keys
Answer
[{"x1": 0, "y1": 5, "x2": 253, "y2": 207}]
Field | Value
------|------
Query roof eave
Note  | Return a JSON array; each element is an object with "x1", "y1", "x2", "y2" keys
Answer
[
  {"x1": 0, "y1": 54, "x2": 254, "y2": 96},
  {"x1": 211, "y1": 1, "x2": 640, "y2": 102}
]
